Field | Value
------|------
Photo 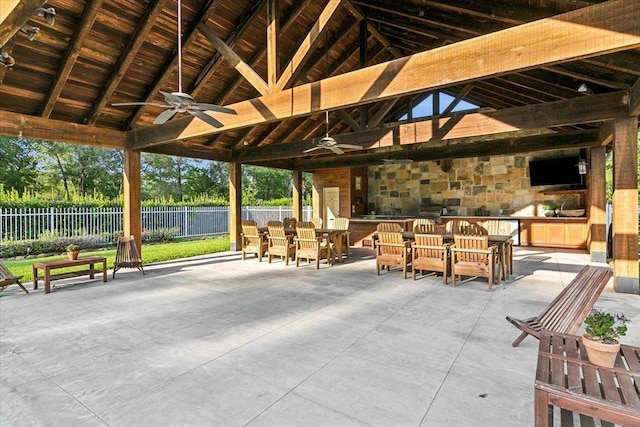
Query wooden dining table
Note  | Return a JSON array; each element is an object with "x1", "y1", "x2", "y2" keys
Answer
[{"x1": 399, "y1": 232, "x2": 512, "y2": 280}]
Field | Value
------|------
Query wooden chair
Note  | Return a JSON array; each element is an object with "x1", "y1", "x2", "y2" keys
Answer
[
  {"x1": 332, "y1": 217, "x2": 350, "y2": 258},
  {"x1": 411, "y1": 233, "x2": 452, "y2": 283},
  {"x1": 450, "y1": 234, "x2": 498, "y2": 291},
  {"x1": 414, "y1": 221, "x2": 444, "y2": 234},
  {"x1": 445, "y1": 219, "x2": 470, "y2": 234},
  {"x1": 0, "y1": 261, "x2": 29, "y2": 294},
  {"x1": 294, "y1": 221, "x2": 331, "y2": 269},
  {"x1": 506, "y1": 265, "x2": 613, "y2": 347},
  {"x1": 241, "y1": 220, "x2": 268, "y2": 261},
  {"x1": 480, "y1": 219, "x2": 514, "y2": 278},
  {"x1": 458, "y1": 223, "x2": 487, "y2": 235},
  {"x1": 413, "y1": 218, "x2": 436, "y2": 232},
  {"x1": 310, "y1": 217, "x2": 323, "y2": 228},
  {"x1": 266, "y1": 220, "x2": 296, "y2": 265},
  {"x1": 375, "y1": 231, "x2": 412, "y2": 279},
  {"x1": 113, "y1": 235, "x2": 144, "y2": 278},
  {"x1": 377, "y1": 222, "x2": 403, "y2": 232}
]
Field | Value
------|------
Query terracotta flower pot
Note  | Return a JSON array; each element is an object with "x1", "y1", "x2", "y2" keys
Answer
[
  {"x1": 582, "y1": 334, "x2": 620, "y2": 368},
  {"x1": 67, "y1": 251, "x2": 79, "y2": 261}
]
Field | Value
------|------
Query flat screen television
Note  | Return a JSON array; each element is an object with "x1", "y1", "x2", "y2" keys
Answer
[{"x1": 529, "y1": 156, "x2": 583, "y2": 186}]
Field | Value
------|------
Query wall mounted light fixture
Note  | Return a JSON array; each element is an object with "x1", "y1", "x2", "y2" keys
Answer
[
  {"x1": 20, "y1": 26, "x2": 40, "y2": 41},
  {"x1": 0, "y1": 52, "x2": 16, "y2": 68},
  {"x1": 577, "y1": 159, "x2": 588, "y2": 175}
]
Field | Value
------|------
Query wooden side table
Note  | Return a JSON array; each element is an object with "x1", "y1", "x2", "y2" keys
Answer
[{"x1": 535, "y1": 331, "x2": 640, "y2": 426}]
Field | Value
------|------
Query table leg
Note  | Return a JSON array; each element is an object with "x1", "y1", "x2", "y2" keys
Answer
[
  {"x1": 44, "y1": 267, "x2": 51, "y2": 294},
  {"x1": 102, "y1": 259, "x2": 107, "y2": 282},
  {"x1": 89, "y1": 263, "x2": 95, "y2": 279},
  {"x1": 334, "y1": 233, "x2": 343, "y2": 262},
  {"x1": 32, "y1": 265, "x2": 38, "y2": 290}
]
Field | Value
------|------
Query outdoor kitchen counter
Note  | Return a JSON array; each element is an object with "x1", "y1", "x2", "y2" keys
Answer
[{"x1": 349, "y1": 217, "x2": 415, "y2": 247}]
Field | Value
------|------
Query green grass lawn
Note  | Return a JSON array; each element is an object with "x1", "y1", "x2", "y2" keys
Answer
[{"x1": 3, "y1": 236, "x2": 230, "y2": 283}]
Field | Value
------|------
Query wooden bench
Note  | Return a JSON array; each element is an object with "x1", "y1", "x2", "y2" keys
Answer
[
  {"x1": 506, "y1": 265, "x2": 612, "y2": 347},
  {"x1": 32, "y1": 256, "x2": 107, "y2": 294}
]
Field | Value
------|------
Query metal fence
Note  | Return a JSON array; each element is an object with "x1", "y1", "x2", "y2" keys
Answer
[{"x1": 0, "y1": 206, "x2": 312, "y2": 242}]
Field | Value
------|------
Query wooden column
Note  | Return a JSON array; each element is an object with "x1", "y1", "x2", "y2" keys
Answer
[
  {"x1": 292, "y1": 170, "x2": 302, "y2": 221},
  {"x1": 123, "y1": 149, "x2": 142, "y2": 253},
  {"x1": 229, "y1": 162, "x2": 242, "y2": 251},
  {"x1": 612, "y1": 117, "x2": 639, "y2": 294},
  {"x1": 588, "y1": 147, "x2": 607, "y2": 262},
  {"x1": 266, "y1": 0, "x2": 278, "y2": 91}
]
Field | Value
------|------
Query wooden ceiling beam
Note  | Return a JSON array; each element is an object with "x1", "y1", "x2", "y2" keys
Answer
[
  {"x1": 198, "y1": 22, "x2": 269, "y2": 96},
  {"x1": 275, "y1": 0, "x2": 345, "y2": 92},
  {"x1": 129, "y1": 0, "x2": 640, "y2": 149},
  {"x1": 367, "y1": 98, "x2": 398, "y2": 129},
  {"x1": 232, "y1": 91, "x2": 629, "y2": 163},
  {"x1": 0, "y1": 111, "x2": 126, "y2": 149},
  {"x1": 191, "y1": 0, "x2": 266, "y2": 96},
  {"x1": 0, "y1": 0, "x2": 46, "y2": 48},
  {"x1": 267, "y1": 0, "x2": 278, "y2": 89},
  {"x1": 441, "y1": 85, "x2": 473, "y2": 116},
  {"x1": 541, "y1": 65, "x2": 630, "y2": 90},
  {"x1": 85, "y1": 0, "x2": 170, "y2": 125},
  {"x1": 343, "y1": 1, "x2": 403, "y2": 58},
  {"x1": 126, "y1": 0, "x2": 218, "y2": 128},
  {"x1": 336, "y1": 110, "x2": 361, "y2": 132},
  {"x1": 145, "y1": 141, "x2": 232, "y2": 162},
  {"x1": 294, "y1": 129, "x2": 601, "y2": 170},
  {"x1": 39, "y1": 0, "x2": 104, "y2": 118}
]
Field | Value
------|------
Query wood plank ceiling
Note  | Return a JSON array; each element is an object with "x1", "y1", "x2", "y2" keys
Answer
[{"x1": 0, "y1": 0, "x2": 638, "y2": 170}]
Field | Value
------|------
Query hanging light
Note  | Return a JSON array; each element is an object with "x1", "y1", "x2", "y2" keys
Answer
[
  {"x1": 0, "y1": 52, "x2": 16, "y2": 68},
  {"x1": 20, "y1": 26, "x2": 40, "y2": 41},
  {"x1": 36, "y1": 7, "x2": 56, "y2": 25},
  {"x1": 577, "y1": 159, "x2": 588, "y2": 175}
]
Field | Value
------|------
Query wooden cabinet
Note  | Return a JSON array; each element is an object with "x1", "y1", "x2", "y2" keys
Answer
[{"x1": 520, "y1": 218, "x2": 587, "y2": 249}]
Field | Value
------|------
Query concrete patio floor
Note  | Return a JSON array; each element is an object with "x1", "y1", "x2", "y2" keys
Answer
[{"x1": 1, "y1": 246, "x2": 639, "y2": 427}]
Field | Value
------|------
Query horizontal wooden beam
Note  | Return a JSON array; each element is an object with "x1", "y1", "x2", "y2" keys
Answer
[
  {"x1": 295, "y1": 129, "x2": 601, "y2": 170},
  {"x1": 0, "y1": 111, "x2": 126, "y2": 149},
  {"x1": 128, "y1": 0, "x2": 640, "y2": 149},
  {"x1": 231, "y1": 91, "x2": 629, "y2": 163},
  {"x1": 145, "y1": 141, "x2": 231, "y2": 161}
]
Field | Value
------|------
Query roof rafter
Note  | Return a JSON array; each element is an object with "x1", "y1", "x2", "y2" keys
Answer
[
  {"x1": 85, "y1": 0, "x2": 171, "y2": 125},
  {"x1": 39, "y1": 0, "x2": 104, "y2": 119},
  {"x1": 0, "y1": 0, "x2": 46, "y2": 48},
  {"x1": 128, "y1": 0, "x2": 640, "y2": 149}
]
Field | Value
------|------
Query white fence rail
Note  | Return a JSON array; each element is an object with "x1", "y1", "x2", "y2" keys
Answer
[{"x1": 0, "y1": 206, "x2": 312, "y2": 242}]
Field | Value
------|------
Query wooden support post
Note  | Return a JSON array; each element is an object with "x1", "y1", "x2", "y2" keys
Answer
[
  {"x1": 359, "y1": 20, "x2": 368, "y2": 128},
  {"x1": 229, "y1": 162, "x2": 242, "y2": 251},
  {"x1": 588, "y1": 146, "x2": 607, "y2": 262},
  {"x1": 123, "y1": 149, "x2": 142, "y2": 254},
  {"x1": 266, "y1": 0, "x2": 278, "y2": 90},
  {"x1": 292, "y1": 170, "x2": 303, "y2": 221},
  {"x1": 612, "y1": 117, "x2": 639, "y2": 294}
]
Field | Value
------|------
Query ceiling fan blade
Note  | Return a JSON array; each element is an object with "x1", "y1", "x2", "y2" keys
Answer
[
  {"x1": 335, "y1": 144, "x2": 362, "y2": 150},
  {"x1": 112, "y1": 102, "x2": 168, "y2": 107},
  {"x1": 331, "y1": 146, "x2": 345, "y2": 155},
  {"x1": 191, "y1": 103, "x2": 237, "y2": 115},
  {"x1": 303, "y1": 146, "x2": 324, "y2": 153},
  {"x1": 154, "y1": 108, "x2": 178, "y2": 124},
  {"x1": 189, "y1": 110, "x2": 224, "y2": 128}
]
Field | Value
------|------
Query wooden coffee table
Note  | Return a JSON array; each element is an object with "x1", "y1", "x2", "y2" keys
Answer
[
  {"x1": 535, "y1": 331, "x2": 640, "y2": 426},
  {"x1": 32, "y1": 256, "x2": 107, "y2": 294}
]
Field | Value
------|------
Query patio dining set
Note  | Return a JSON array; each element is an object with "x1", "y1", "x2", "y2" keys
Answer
[
  {"x1": 240, "y1": 217, "x2": 350, "y2": 269},
  {"x1": 375, "y1": 218, "x2": 514, "y2": 291}
]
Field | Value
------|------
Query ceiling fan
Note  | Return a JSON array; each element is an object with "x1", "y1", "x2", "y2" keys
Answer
[
  {"x1": 381, "y1": 158, "x2": 413, "y2": 165},
  {"x1": 112, "y1": 0, "x2": 236, "y2": 127},
  {"x1": 303, "y1": 111, "x2": 362, "y2": 155}
]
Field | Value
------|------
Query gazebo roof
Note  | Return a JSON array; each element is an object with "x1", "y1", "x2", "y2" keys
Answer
[{"x1": 1, "y1": 0, "x2": 639, "y2": 170}]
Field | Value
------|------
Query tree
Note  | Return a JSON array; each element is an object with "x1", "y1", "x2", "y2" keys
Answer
[
  {"x1": 0, "y1": 137, "x2": 39, "y2": 194},
  {"x1": 142, "y1": 153, "x2": 195, "y2": 201},
  {"x1": 184, "y1": 160, "x2": 229, "y2": 199}
]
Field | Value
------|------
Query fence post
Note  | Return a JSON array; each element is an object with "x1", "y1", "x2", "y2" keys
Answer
[
  {"x1": 49, "y1": 206, "x2": 54, "y2": 235},
  {"x1": 184, "y1": 206, "x2": 188, "y2": 238}
]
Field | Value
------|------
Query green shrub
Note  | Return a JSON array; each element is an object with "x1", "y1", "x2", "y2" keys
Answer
[{"x1": 142, "y1": 227, "x2": 180, "y2": 243}]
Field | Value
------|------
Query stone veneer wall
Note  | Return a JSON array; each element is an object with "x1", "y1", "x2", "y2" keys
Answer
[{"x1": 368, "y1": 150, "x2": 583, "y2": 217}]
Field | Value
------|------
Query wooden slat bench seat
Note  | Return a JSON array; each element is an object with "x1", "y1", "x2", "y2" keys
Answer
[{"x1": 506, "y1": 265, "x2": 613, "y2": 347}]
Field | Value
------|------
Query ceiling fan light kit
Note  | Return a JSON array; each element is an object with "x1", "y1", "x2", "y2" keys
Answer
[{"x1": 303, "y1": 111, "x2": 362, "y2": 155}]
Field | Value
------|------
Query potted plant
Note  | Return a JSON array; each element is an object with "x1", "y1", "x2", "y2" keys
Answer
[
  {"x1": 542, "y1": 204, "x2": 557, "y2": 217},
  {"x1": 65, "y1": 244, "x2": 79, "y2": 260},
  {"x1": 582, "y1": 309, "x2": 630, "y2": 368}
]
